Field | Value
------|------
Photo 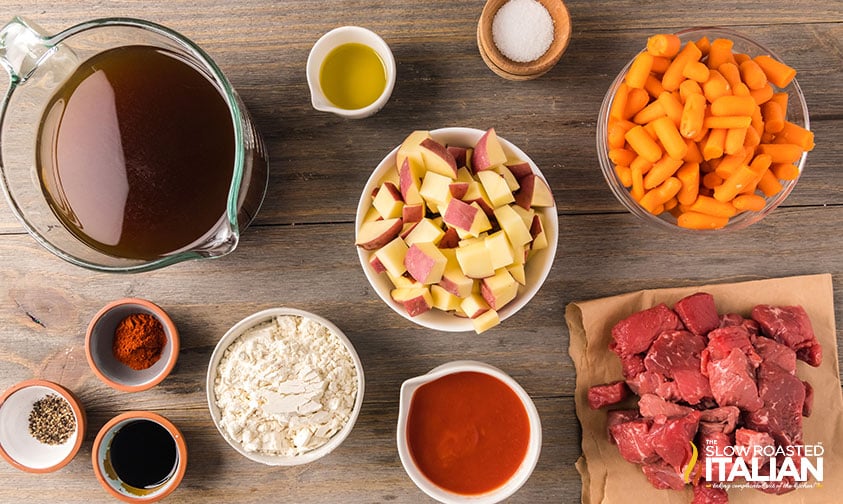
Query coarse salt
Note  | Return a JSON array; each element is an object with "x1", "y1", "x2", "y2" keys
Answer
[
  {"x1": 213, "y1": 315, "x2": 359, "y2": 457},
  {"x1": 492, "y1": 0, "x2": 554, "y2": 63}
]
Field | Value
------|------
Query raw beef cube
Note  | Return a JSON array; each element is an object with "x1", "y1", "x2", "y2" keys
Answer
[
  {"x1": 699, "y1": 406, "x2": 740, "y2": 435},
  {"x1": 751, "y1": 305, "x2": 818, "y2": 354},
  {"x1": 641, "y1": 460, "x2": 685, "y2": 491},
  {"x1": 803, "y1": 380, "x2": 813, "y2": 417},
  {"x1": 704, "y1": 326, "x2": 761, "y2": 367},
  {"x1": 692, "y1": 482, "x2": 729, "y2": 504},
  {"x1": 735, "y1": 428, "x2": 775, "y2": 469},
  {"x1": 720, "y1": 313, "x2": 760, "y2": 336},
  {"x1": 644, "y1": 330, "x2": 712, "y2": 405},
  {"x1": 674, "y1": 292, "x2": 720, "y2": 336},
  {"x1": 609, "y1": 418, "x2": 658, "y2": 464},
  {"x1": 627, "y1": 371, "x2": 679, "y2": 401},
  {"x1": 649, "y1": 410, "x2": 701, "y2": 472},
  {"x1": 606, "y1": 409, "x2": 641, "y2": 444},
  {"x1": 695, "y1": 430, "x2": 733, "y2": 482},
  {"x1": 744, "y1": 361, "x2": 806, "y2": 447},
  {"x1": 588, "y1": 380, "x2": 631, "y2": 409},
  {"x1": 796, "y1": 342, "x2": 823, "y2": 367},
  {"x1": 752, "y1": 335, "x2": 797, "y2": 374},
  {"x1": 611, "y1": 303, "x2": 684, "y2": 356},
  {"x1": 620, "y1": 353, "x2": 646, "y2": 379},
  {"x1": 706, "y1": 348, "x2": 763, "y2": 411},
  {"x1": 638, "y1": 393, "x2": 694, "y2": 418}
]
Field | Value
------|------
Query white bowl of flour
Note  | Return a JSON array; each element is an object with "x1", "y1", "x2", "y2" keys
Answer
[{"x1": 206, "y1": 307, "x2": 364, "y2": 465}]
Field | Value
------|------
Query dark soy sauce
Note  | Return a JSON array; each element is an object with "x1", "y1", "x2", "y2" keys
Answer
[
  {"x1": 37, "y1": 45, "x2": 235, "y2": 260},
  {"x1": 109, "y1": 419, "x2": 178, "y2": 489}
]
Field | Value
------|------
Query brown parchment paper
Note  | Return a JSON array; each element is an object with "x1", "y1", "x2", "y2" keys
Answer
[{"x1": 566, "y1": 274, "x2": 843, "y2": 504}]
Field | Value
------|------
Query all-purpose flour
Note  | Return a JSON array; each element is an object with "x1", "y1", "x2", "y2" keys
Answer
[{"x1": 214, "y1": 314, "x2": 359, "y2": 456}]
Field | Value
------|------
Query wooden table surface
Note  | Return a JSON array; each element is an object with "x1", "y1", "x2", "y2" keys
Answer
[{"x1": 0, "y1": 1, "x2": 841, "y2": 502}]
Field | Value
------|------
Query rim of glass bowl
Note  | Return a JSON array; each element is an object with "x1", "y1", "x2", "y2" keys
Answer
[{"x1": 596, "y1": 26, "x2": 810, "y2": 232}]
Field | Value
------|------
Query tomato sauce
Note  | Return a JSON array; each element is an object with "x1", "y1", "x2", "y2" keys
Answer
[{"x1": 406, "y1": 371, "x2": 530, "y2": 495}]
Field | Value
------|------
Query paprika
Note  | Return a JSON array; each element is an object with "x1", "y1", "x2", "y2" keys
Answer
[{"x1": 113, "y1": 313, "x2": 167, "y2": 370}]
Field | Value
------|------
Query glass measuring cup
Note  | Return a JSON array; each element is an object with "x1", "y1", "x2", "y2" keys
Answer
[{"x1": 0, "y1": 17, "x2": 268, "y2": 272}]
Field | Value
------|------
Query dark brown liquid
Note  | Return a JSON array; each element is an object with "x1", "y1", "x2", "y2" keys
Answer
[
  {"x1": 109, "y1": 419, "x2": 177, "y2": 489},
  {"x1": 37, "y1": 45, "x2": 235, "y2": 260}
]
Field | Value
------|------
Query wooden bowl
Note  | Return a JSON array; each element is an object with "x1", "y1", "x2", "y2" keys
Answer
[{"x1": 477, "y1": 0, "x2": 571, "y2": 80}]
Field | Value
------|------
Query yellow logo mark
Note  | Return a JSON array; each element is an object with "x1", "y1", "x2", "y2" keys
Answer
[{"x1": 684, "y1": 441, "x2": 699, "y2": 484}]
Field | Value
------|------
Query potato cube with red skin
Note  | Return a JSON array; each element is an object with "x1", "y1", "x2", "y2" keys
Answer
[
  {"x1": 477, "y1": 170, "x2": 515, "y2": 207},
  {"x1": 398, "y1": 157, "x2": 424, "y2": 205},
  {"x1": 462, "y1": 180, "x2": 495, "y2": 216},
  {"x1": 437, "y1": 227, "x2": 460, "y2": 249},
  {"x1": 494, "y1": 204, "x2": 532, "y2": 247},
  {"x1": 443, "y1": 199, "x2": 491, "y2": 237},
  {"x1": 514, "y1": 174, "x2": 555, "y2": 209},
  {"x1": 588, "y1": 380, "x2": 632, "y2": 409},
  {"x1": 472, "y1": 308, "x2": 500, "y2": 333},
  {"x1": 396, "y1": 130, "x2": 430, "y2": 172},
  {"x1": 420, "y1": 137, "x2": 458, "y2": 178},
  {"x1": 404, "y1": 218, "x2": 445, "y2": 246},
  {"x1": 430, "y1": 284, "x2": 462, "y2": 311},
  {"x1": 481, "y1": 268, "x2": 519, "y2": 310},
  {"x1": 391, "y1": 287, "x2": 433, "y2": 317},
  {"x1": 507, "y1": 263, "x2": 526, "y2": 285},
  {"x1": 372, "y1": 181, "x2": 404, "y2": 219},
  {"x1": 447, "y1": 145, "x2": 470, "y2": 169},
  {"x1": 484, "y1": 231, "x2": 515, "y2": 270},
  {"x1": 438, "y1": 250, "x2": 474, "y2": 298},
  {"x1": 373, "y1": 236, "x2": 409, "y2": 277},
  {"x1": 369, "y1": 255, "x2": 386, "y2": 274},
  {"x1": 419, "y1": 170, "x2": 453, "y2": 207},
  {"x1": 404, "y1": 242, "x2": 447, "y2": 285},
  {"x1": 493, "y1": 164, "x2": 521, "y2": 192},
  {"x1": 506, "y1": 161, "x2": 533, "y2": 180},
  {"x1": 455, "y1": 241, "x2": 495, "y2": 279},
  {"x1": 471, "y1": 128, "x2": 507, "y2": 172},
  {"x1": 449, "y1": 181, "x2": 469, "y2": 199},
  {"x1": 460, "y1": 293, "x2": 491, "y2": 319},
  {"x1": 356, "y1": 217, "x2": 403, "y2": 250},
  {"x1": 402, "y1": 204, "x2": 425, "y2": 224}
]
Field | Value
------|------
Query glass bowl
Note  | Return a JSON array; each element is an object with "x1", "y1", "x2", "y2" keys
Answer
[{"x1": 597, "y1": 27, "x2": 810, "y2": 232}]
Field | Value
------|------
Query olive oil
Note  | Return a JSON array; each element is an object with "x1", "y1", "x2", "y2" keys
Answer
[
  {"x1": 109, "y1": 419, "x2": 177, "y2": 490},
  {"x1": 36, "y1": 45, "x2": 235, "y2": 260},
  {"x1": 319, "y1": 43, "x2": 386, "y2": 110}
]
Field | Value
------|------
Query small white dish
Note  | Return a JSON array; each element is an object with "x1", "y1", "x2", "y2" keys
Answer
[
  {"x1": 206, "y1": 307, "x2": 365, "y2": 465},
  {"x1": 306, "y1": 25, "x2": 396, "y2": 119},
  {"x1": 397, "y1": 361, "x2": 542, "y2": 503},
  {"x1": 0, "y1": 379, "x2": 86, "y2": 473},
  {"x1": 355, "y1": 127, "x2": 558, "y2": 332}
]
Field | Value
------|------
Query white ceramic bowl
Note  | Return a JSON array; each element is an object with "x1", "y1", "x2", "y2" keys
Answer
[
  {"x1": 0, "y1": 379, "x2": 86, "y2": 473},
  {"x1": 85, "y1": 298, "x2": 179, "y2": 392},
  {"x1": 306, "y1": 25, "x2": 396, "y2": 119},
  {"x1": 397, "y1": 361, "x2": 542, "y2": 503},
  {"x1": 206, "y1": 307, "x2": 365, "y2": 465},
  {"x1": 92, "y1": 411, "x2": 188, "y2": 503},
  {"x1": 356, "y1": 127, "x2": 558, "y2": 332}
]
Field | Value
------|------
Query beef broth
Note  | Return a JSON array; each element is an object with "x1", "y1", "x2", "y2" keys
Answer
[{"x1": 37, "y1": 45, "x2": 235, "y2": 260}]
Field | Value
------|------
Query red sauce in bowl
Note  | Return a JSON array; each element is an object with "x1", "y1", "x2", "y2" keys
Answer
[{"x1": 406, "y1": 371, "x2": 530, "y2": 495}]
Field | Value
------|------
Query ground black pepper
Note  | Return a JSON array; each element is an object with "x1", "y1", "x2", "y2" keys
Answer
[{"x1": 28, "y1": 393, "x2": 76, "y2": 445}]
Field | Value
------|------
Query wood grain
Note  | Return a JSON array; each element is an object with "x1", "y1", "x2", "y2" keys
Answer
[{"x1": 0, "y1": 1, "x2": 841, "y2": 502}]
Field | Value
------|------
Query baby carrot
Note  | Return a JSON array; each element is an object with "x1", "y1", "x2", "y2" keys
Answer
[
  {"x1": 657, "y1": 91, "x2": 684, "y2": 126},
  {"x1": 718, "y1": 62, "x2": 742, "y2": 89},
  {"x1": 662, "y1": 41, "x2": 702, "y2": 91},
  {"x1": 683, "y1": 61, "x2": 710, "y2": 82},
  {"x1": 774, "y1": 121, "x2": 815, "y2": 150},
  {"x1": 676, "y1": 161, "x2": 700, "y2": 205},
  {"x1": 772, "y1": 162, "x2": 800, "y2": 180},
  {"x1": 710, "y1": 95, "x2": 757, "y2": 117},
  {"x1": 684, "y1": 137, "x2": 704, "y2": 163},
  {"x1": 696, "y1": 36, "x2": 711, "y2": 56},
  {"x1": 733, "y1": 53, "x2": 751, "y2": 65},
  {"x1": 714, "y1": 164, "x2": 757, "y2": 202},
  {"x1": 703, "y1": 70, "x2": 731, "y2": 102},
  {"x1": 608, "y1": 119, "x2": 635, "y2": 149},
  {"x1": 758, "y1": 143, "x2": 803, "y2": 164},
  {"x1": 714, "y1": 149, "x2": 746, "y2": 179},
  {"x1": 732, "y1": 193, "x2": 767, "y2": 212},
  {"x1": 770, "y1": 92, "x2": 788, "y2": 114},
  {"x1": 754, "y1": 55, "x2": 796, "y2": 88},
  {"x1": 609, "y1": 148, "x2": 637, "y2": 167},
  {"x1": 626, "y1": 52, "x2": 655, "y2": 89},
  {"x1": 707, "y1": 38, "x2": 736, "y2": 69},
  {"x1": 630, "y1": 164, "x2": 645, "y2": 200},
  {"x1": 702, "y1": 171, "x2": 724, "y2": 190},
  {"x1": 664, "y1": 197, "x2": 679, "y2": 211},
  {"x1": 749, "y1": 83, "x2": 774, "y2": 105},
  {"x1": 677, "y1": 211, "x2": 729, "y2": 230},
  {"x1": 644, "y1": 153, "x2": 684, "y2": 189},
  {"x1": 689, "y1": 195, "x2": 737, "y2": 217},
  {"x1": 624, "y1": 87, "x2": 651, "y2": 119},
  {"x1": 703, "y1": 116, "x2": 752, "y2": 130},
  {"x1": 652, "y1": 116, "x2": 688, "y2": 160},
  {"x1": 651, "y1": 56, "x2": 672, "y2": 74},
  {"x1": 639, "y1": 177, "x2": 681, "y2": 213},
  {"x1": 757, "y1": 168, "x2": 783, "y2": 197},
  {"x1": 626, "y1": 125, "x2": 663, "y2": 163},
  {"x1": 679, "y1": 79, "x2": 703, "y2": 103},
  {"x1": 615, "y1": 165, "x2": 633, "y2": 187},
  {"x1": 702, "y1": 128, "x2": 727, "y2": 160},
  {"x1": 679, "y1": 92, "x2": 706, "y2": 138},
  {"x1": 762, "y1": 101, "x2": 785, "y2": 133},
  {"x1": 633, "y1": 100, "x2": 666, "y2": 124},
  {"x1": 647, "y1": 34, "x2": 682, "y2": 58},
  {"x1": 739, "y1": 59, "x2": 768, "y2": 90},
  {"x1": 744, "y1": 124, "x2": 762, "y2": 148},
  {"x1": 610, "y1": 83, "x2": 630, "y2": 120},
  {"x1": 630, "y1": 155, "x2": 654, "y2": 175},
  {"x1": 724, "y1": 128, "x2": 748, "y2": 155},
  {"x1": 732, "y1": 82, "x2": 751, "y2": 96},
  {"x1": 644, "y1": 74, "x2": 666, "y2": 99}
]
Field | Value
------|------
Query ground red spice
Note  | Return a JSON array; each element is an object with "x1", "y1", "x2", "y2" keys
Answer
[{"x1": 112, "y1": 313, "x2": 167, "y2": 370}]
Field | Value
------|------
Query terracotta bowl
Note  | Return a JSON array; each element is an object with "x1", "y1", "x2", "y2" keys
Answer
[
  {"x1": 92, "y1": 411, "x2": 188, "y2": 502},
  {"x1": 477, "y1": 0, "x2": 571, "y2": 80},
  {"x1": 85, "y1": 298, "x2": 179, "y2": 392},
  {"x1": 0, "y1": 379, "x2": 86, "y2": 473}
]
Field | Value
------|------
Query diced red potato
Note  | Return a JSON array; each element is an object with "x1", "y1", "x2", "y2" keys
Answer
[
  {"x1": 402, "y1": 204, "x2": 425, "y2": 223},
  {"x1": 471, "y1": 127, "x2": 507, "y2": 172},
  {"x1": 356, "y1": 217, "x2": 403, "y2": 250},
  {"x1": 588, "y1": 380, "x2": 631, "y2": 409},
  {"x1": 437, "y1": 227, "x2": 459, "y2": 249},
  {"x1": 506, "y1": 161, "x2": 533, "y2": 180},
  {"x1": 399, "y1": 157, "x2": 423, "y2": 204},
  {"x1": 448, "y1": 181, "x2": 469, "y2": 199},
  {"x1": 390, "y1": 287, "x2": 432, "y2": 317},
  {"x1": 446, "y1": 145, "x2": 470, "y2": 169},
  {"x1": 442, "y1": 198, "x2": 478, "y2": 232},
  {"x1": 419, "y1": 137, "x2": 458, "y2": 178},
  {"x1": 514, "y1": 173, "x2": 555, "y2": 209},
  {"x1": 404, "y1": 242, "x2": 447, "y2": 285},
  {"x1": 368, "y1": 255, "x2": 386, "y2": 274}
]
